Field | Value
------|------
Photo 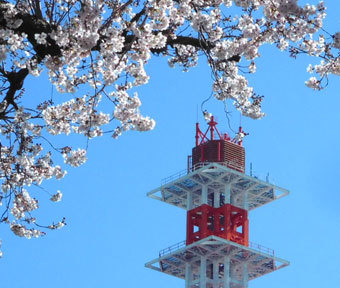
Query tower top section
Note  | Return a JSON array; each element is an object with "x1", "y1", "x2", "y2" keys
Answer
[
  {"x1": 146, "y1": 115, "x2": 289, "y2": 288},
  {"x1": 195, "y1": 116, "x2": 246, "y2": 147},
  {"x1": 147, "y1": 116, "x2": 289, "y2": 211},
  {"x1": 193, "y1": 116, "x2": 246, "y2": 173}
]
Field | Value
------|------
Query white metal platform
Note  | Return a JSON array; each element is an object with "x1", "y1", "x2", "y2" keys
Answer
[
  {"x1": 145, "y1": 235, "x2": 289, "y2": 288},
  {"x1": 147, "y1": 163, "x2": 289, "y2": 211}
]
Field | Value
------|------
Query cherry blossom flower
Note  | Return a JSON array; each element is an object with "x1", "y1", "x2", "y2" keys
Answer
[
  {"x1": 0, "y1": 0, "x2": 337, "y2": 254},
  {"x1": 50, "y1": 191, "x2": 63, "y2": 202}
]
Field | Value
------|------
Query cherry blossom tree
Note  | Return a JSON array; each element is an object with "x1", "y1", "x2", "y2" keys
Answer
[{"x1": 0, "y1": 0, "x2": 337, "y2": 256}]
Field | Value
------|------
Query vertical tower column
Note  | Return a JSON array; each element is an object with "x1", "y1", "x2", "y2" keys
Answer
[
  {"x1": 200, "y1": 256, "x2": 207, "y2": 288},
  {"x1": 225, "y1": 184, "x2": 231, "y2": 204},
  {"x1": 185, "y1": 263, "x2": 192, "y2": 288},
  {"x1": 201, "y1": 185, "x2": 208, "y2": 205},
  {"x1": 214, "y1": 191, "x2": 220, "y2": 208},
  {"x1": 243, "y1": 190, "x2": 248, "y2": 210},
  {"x1": 224, "y1": 256, "x2": 230, "y2": 288},
  {"x1": 213, "y1": 260, "x2": 219, "y2": 287},
  {"x1": 187, "y1": 191, "x2": 193, "y2": 210},
  {"x1": 183, "y1": 256, "x2": 248, "y2": 288},
  {"x1": 242, "y1": 263, "x2": 248, "y2": 288}
]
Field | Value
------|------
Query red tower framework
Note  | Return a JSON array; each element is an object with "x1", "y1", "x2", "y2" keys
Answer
[
  {"x1": 146, "y1": 117, "x2": 289, "y2": 288},
  {"x1": 192, "y1": 116, "x2": 245, "y2": 172},
  {"x1": 186, "y1": 203, "x2": 249, "y2": 246}
]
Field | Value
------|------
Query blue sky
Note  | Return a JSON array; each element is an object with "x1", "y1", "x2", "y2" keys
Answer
[{"x1": 1, "y1": 1, "x2": 340, "y2": 287}]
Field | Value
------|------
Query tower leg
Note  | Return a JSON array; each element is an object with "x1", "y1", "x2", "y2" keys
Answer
[
  {"x1": 185, "y1": 263, "x2": 192, "y2": 288},
  {"x1": 200, "y1": 256, "x2": 207, "y2": 288},
  {"x1": 225, "y1": 184, "x2": 231, "y2": 204},
  {"x1": 187, "y1": 191, "x2": 193, "y2": 210},
  {"x1": 214, "y1": 191, "x2": 220, "y2": 208},
  {"x1": 243, "y1": 190, "x2": 248, "y2": 210},
  {"x1": 242, "y1": 263, "x2": 248, "y2": 288},
  {"x1": 213, "y1": 260, "x2": 219, "y2": 287},
  {"x1": 201, "y1": 185, "x2": 208, "y2": 205},
  {"x1": 223, "y1": 256, "x2": 230, "y2": 288}
]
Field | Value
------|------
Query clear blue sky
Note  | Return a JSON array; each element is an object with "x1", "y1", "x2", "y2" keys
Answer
[{"x1": 1, "y1": 1, "x2": 340, "y2": 287}]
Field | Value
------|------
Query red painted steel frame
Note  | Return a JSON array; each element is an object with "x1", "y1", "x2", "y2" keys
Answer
[
  {"x1": 195, "y1": 116, "x2": 231, "y2": 146},
  {"x1": 193, "y1": 116, "x2": 246, "y2": 173},
  {"x1": 186, "y1": 204, "x2": 249, "y2": 246}
]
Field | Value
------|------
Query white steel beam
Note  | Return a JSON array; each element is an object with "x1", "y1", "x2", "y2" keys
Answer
[
  {"x1": 214, "y1": 191, "x2": 220, "y2": 208},
  {"x1": 224, "y1": 256, "x2": 230, "y2": 288},
  {"x1": 187, "y1": 191, "x2": 193, "y2": 210},
  {"x1": 145, "y1": 235, "x2": 289, "y2": 282},
  {"x1": 200, "y1": 256, "x2": 207, "y2": 288},
  {"x1": 201, "y1": 185, "x2": 208, "y2": 205},
  {"x1": 243, "y1": 190, "x2": 248, "y2": 210},
  {"x1": 225, "y1": 184, "x2": 231, "y2": 204},
  {"x1": 185, "y1": 263, "x2": 192, "y2": 288},
  {"x1": 147, "y1": 163, "x2": 289, "y2": 211},
  {"x1": 243, "y1": 263, "x2": 248, "y2": 288},
  {"x1": 213, "y1": 260, "x2": 219, "y2": 286}
]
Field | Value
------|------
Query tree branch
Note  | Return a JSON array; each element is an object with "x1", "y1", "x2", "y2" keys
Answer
[
  {"x1": 3, "y1": 68, "x2": 29, "y2": 110},
  {"x1": 0, "y1": 2, "x2": 61, "y2": 60}
]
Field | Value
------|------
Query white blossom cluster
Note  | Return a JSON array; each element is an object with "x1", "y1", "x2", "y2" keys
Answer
[
  {"x1": 304, "y1": 32, "x2": 340, "y2": 89},
  {"x1": 0, "y1": 0, "x2": 336, "y2": 251},
  {"x1": 48, "y1": 217, "x2": 66, "y2": 230},
  {"x1": 43, "y1": 95, "x2": 110, "y2": 138},
  {"x1": 10, "y1": 223, "x2": 44, "y2": 239},
  {"x1": 11, "y1": 189, "x2": 38, "y2": 219},
  {"x1": 0, "y1": 0, "x2": 328, "y2": 123},
  {"x1": 112, "y1": 89, "x2": 155, "y2": 138},
  {"x1": 0, "y1": 106, "x2": 70, "y2": 239},
  {"x1": 50, "y1": 191, "x2": 63, "y2": 202},
  {"x1": 63, "y1": 148, "x2": 87, "y2": 167}
]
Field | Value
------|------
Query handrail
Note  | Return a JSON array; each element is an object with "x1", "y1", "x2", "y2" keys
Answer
[
  {"x1": 159, "y1": 239, "x2": 275, "y2": 258},
  {"x1": 160, "y1": 161, "x2": 245, "y2": 186},
  {"x1": 161, "y1": 168, "x2": 188, "y2": 186},
  {"x1": 249, "y1": 241, "x2": 274, "y2": 256},
  {"x1": 159, "y1": 240, "x2": 186, "y2": 258}
]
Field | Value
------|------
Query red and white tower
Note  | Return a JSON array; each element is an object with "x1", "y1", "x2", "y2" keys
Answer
[{"x1": 146, "y1": 117, "x2": 289, "y2": 288}]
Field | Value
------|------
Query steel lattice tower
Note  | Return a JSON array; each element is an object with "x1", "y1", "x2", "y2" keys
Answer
[{"x1": 146, "y1": 116, "x2": 289, "y2": 288}]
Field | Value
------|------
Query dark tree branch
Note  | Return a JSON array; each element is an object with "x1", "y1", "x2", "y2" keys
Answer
[
  {"x1": 0, "y1": 0, "x2": 218, "y2": 111},
  {"x1": 4, "y1": 68, "x2": 29, "y2": 110},
  {"x1": 0, "y1": 2, "x2": 63, "y2": 109},
  {"x1": 167, "y1": 35, "x2": 213, "y2": 50},
  {"x1": 0, "y1": 3, "x2": 61, "y2": 60}
]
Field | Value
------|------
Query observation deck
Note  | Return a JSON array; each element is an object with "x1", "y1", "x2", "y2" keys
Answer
[
  {"x1": 145, "y1": 235, "x2": 289, "y2": 287},
  {"x1": 147, "y1": 162, "x2": 289, "y2": 211}
]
